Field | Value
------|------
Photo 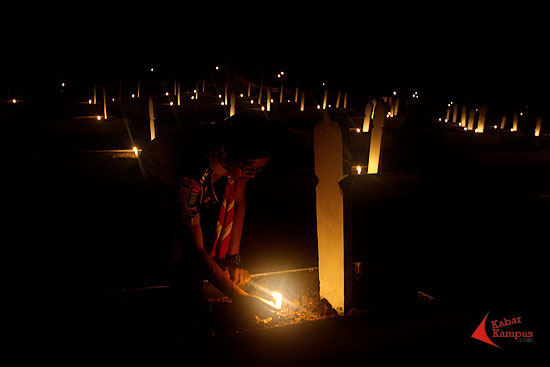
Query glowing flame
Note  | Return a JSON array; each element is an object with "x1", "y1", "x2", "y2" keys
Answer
[
  {"x1": 133, "y1": 146, "x2": 139, "y2": 157},
  {"x1": 355, "y1": 166, "x2": 362, "y2": 174},
  {"x1": 272, "y1": 291, "x2": 283, "y2": 309}
]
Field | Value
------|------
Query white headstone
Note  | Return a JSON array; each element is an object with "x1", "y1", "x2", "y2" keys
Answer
[
  {"x1": 467, "y1": 108, "x2": 476, "y2": 130},
  {"x1": 148, "y1": 96, "x2": 156, "y2": 141},
  {"x1": 477, "y1": 106, "x2": 488, "y2": 133},
  {"x1": 452, "y1": 104, "x2": 458, "y2": 123},
  {"x1": 362, "y1": 102, "x2": 372, "y2": 132},
  {"x1": 314, "y1": 111, "x2": 350, "y2": 315},
  {"x1": 230, "y1": 91, "x2": 236, "y2": 117},
  {"x1": 461, "y1": 105, "x2": 467, "y2": 127},
  {"x1": 367, "y1": 102, "x2": 386, "y2": 174},
  {"x1": 535, "y1": 117, "x2": 543, "y2": 137},
  {"x1": 103, "y1": 88, "x2": 108, "y2": 120},
  {"x1": 512, "y1": 113, "x2": 519, "y2": 132}
]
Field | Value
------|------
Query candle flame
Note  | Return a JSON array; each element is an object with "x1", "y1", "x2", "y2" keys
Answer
[{"x1": 272, "y1": 291, "x2": 283, "y2": 309}]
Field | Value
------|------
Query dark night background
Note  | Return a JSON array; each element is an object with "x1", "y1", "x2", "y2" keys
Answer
[{"x1": 3, "y1": 6, "x2": 546, "y2": 362}]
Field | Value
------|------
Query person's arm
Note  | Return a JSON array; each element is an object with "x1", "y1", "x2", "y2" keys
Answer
[
  {"x1": 184, "y1": 223, "x2": 248, "y2": 299},
  {"x1": 226, "y1": 179, "x2": 252, "y2": 285},
  {"x1": 183, "y1": 224, "x2": 276, "y2": 318}
]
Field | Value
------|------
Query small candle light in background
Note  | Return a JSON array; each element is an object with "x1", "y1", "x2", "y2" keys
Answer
[
  {"x1": 494, "y1": 125, "x2": 498, "y2": 129},
  {"x1": 353, "y1": 165, "x2": 365, "y2": 175},
  {"x1": 61, "y1": 82, "x2": 65, "y2": 87},
  {"x1": 261, "y1": 106, "x2": 265, "y2": 111},
  {"x1": 88, "y1": 99, "x2": 92, "y2": 104},
  {"x1": 445, "y1": 119, "x2": 448, "y2": 123},
  {"x1": 250, "y1": 99, "x2": 254, "y2": 104},
  {"x1": 356, "y1": 128, "x2": 361, "y2": 133},
  {"x1": 277, "y1": 74, "x2": 281, "y2": 78},
  {"x1": 280, "y1": 71, "x2": 284, "y2": 76},
  {"x1": 221, "y1": 101, "x2": 225, "y2": 106},
  {"x1": 131, "y1": 94, "x2": 135, "y2": 98},
  {"x1": 170, "y1": 101, "x2": 174, "y2": 106},
  {"x1": 150, "y1": 67, "x2": 154, "y2": 72},
  {"x1": 12, "y1": 99, "x2": 16, "y2": 103},
  {"x1": 218, "y1": 94, "x2": 222, "y2": 98},
  {"x1": 112, "y1": 98, "x2": 115, "y2": 102},
  {"x1": 317, "y1": 105, "x2": 321, "y2": 109},
  {"x1": 240, "y1": 93, "x2": 244, "y2": 98},
  {"x1": 520, "y1": 112, "x2": 523, "y2": 116},
  {"x1": 215, "y1": 66, "x2": 219, "y2": 70},
  {"x1": 393, "y1": 91, "x2": 397, "y2": 96},
  {"x1": 463, "y1": 127, "x2": 467, "y2": 131},
  {"x1": 97, "y1": 115, "x2": 102, "y2": 121},
  {"x1": 270, "y1": 99, "x2": 274, "y2": 103},
  {"x1": 133, "y1": 146, "x2": 139, "y2": 157},
  {"x1": 165, "y1": 92, "x2": 169, "y2": 96},
  {"x1": 191, "y1": 96, "x2": 195, "y2": 100}
]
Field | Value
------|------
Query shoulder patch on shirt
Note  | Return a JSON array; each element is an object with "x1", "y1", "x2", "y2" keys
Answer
[{"x1": 178, "y1": 177, "x2": 202, "y2": 225}]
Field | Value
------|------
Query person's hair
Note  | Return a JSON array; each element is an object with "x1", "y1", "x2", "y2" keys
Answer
[{"x1": 214, "y1": 112, "x2": 273, "y2": 161}]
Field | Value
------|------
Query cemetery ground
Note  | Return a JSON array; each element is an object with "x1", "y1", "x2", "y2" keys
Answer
[{"x1": 17, "y1": 90, "x2": 547, "y2": 363}]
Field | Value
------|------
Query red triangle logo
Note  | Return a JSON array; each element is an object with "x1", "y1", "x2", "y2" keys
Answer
[{"x1": 472, "y1": 312, "x2": 501, "y2": 348}]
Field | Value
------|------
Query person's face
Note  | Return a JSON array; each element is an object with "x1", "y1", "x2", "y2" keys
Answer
[{"x1": 227, "y1": 155, "x2": 270, "y2": 180}]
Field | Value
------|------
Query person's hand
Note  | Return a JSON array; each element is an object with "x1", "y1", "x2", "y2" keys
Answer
[{"x1": 229, "y1": 266, "x2": 251, "y2": 286}]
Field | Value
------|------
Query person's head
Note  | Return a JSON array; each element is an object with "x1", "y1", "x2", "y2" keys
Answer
[{"x1": 214, "y1": 112, "x2": 273, "y2": 180}]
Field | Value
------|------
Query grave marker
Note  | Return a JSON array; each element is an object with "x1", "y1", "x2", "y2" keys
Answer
[
  {"x1": 367, "y1": 102, "x2": 387, "y2": 174},
  {"x1": 148, "y1": 96, "x2": 156, "y2": 141},
  {"x1": 362, "y1": 101, "x2": 373, "y2": 132},
  {"x1": 477, "y1": 106, "x2": 488, "y2": 133},
  {"x1": 467, "y1": 108, "x2": 476, "y2": 130},
  {"x1": 535, "y1": 117, "x2": 542, "y2": 137},
  {"x1": 512, "y1": 113, "x2": 518, "y2": 132},
  {"x1": 314, "y1": 111, "x2": 351, "y2": 315}
]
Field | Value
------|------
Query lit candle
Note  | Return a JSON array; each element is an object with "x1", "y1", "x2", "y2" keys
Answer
[
  {"x1": 133, "y1": 146, "x2": 139, "y2": 157},
  {"x1": 12, "y1": 99, "x2": 16, "y2": 103}
]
